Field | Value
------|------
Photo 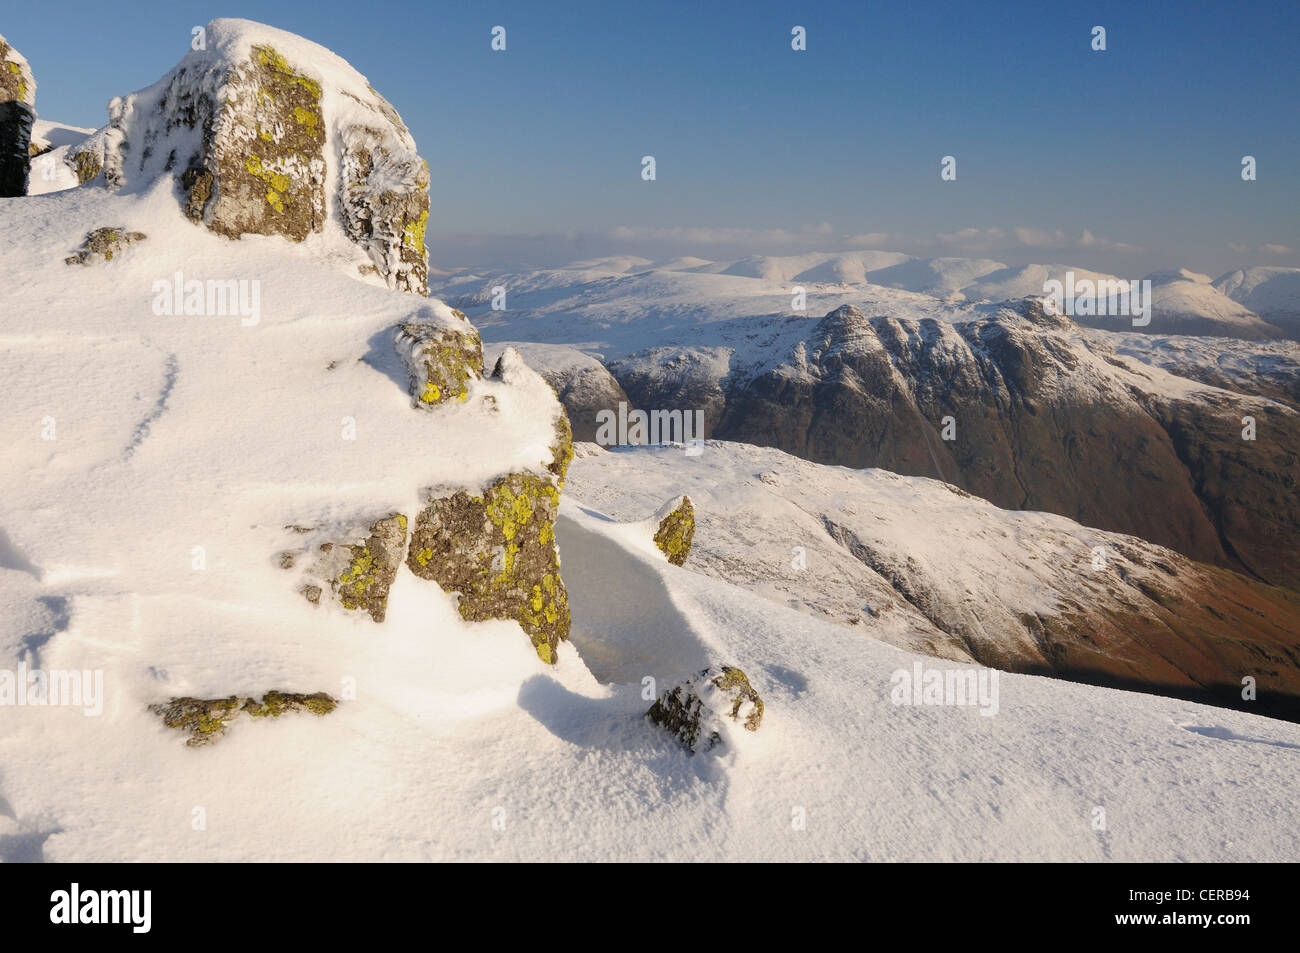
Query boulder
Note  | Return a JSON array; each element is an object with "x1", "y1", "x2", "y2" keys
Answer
[
  {"x1": 653, "y1": 495, "x2": 695, "y2": 566},
  {"x1": 406, "y1": 351, "x2": 575, "y2": 663},
  {"x1": 72, "y1": 19, "x2": 430, "y2": 293},
  {"x1": 0, "y1": 34, "x2": 36, "y2": 197},
  {"x1": 646, "y1": 666, "x2": 764, "y2": 753},
  {"x1": 408, "y1": 471, "x2": 570, "y2": 664}
]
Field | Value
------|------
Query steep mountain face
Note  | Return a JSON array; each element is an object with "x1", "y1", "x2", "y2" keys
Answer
[
  {"x1": 564, "y1": 442, "x2": 1300, "y2": 722},
  {"x1": 604, "y1": 301, "x2": 1300, "y2": 590}
]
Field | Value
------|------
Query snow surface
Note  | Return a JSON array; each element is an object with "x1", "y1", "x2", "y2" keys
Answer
[{"x1": 27, "y1": 121, "x2": 94, "y2": 196}]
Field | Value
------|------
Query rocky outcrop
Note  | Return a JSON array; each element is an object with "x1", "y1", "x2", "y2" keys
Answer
[
  {"x1": 408, "y1": 472, "x2": 570, "y2": 663},
  {"x1": 653, "y1": 496, "x2": 695, "y2": 566},
  {"x1": 0, "y1": 34, "x2": 35, "y2": 197},
  {"x1": 150, "y1": 691, "x2": 337, "y2": 746},
  {"x1": 404, "y1": 347, "x2": 574, "y2": 663},
  {"x1": 647, "y1": 666, "x2": 764, "y2": 753},
  {"x1": 64, "y1": 227, "x2": 146, "y2": 265},
  {"x1": 68, "y1": 19, "x2": 429, "y2": 293}
]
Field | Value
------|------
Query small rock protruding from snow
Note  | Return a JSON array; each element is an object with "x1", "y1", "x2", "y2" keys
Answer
[
  {"x1": 395, "y1": 315, "x2": 485, "y2": 407},
  {"x1": 652, "y1": 495, "x2": 695, "y2": 566},
  {"x1": 150, "y1": 692, "x2": 338, "y2": 747},
  {"x1": 647, "y1": 666, "x2": 765, "y2": 753},
  {"x1": 63, "y1": 226, "x2": 147, "y2": 266},
  {"x1": 0, "y1": 33, "x2": 36, "y2": 196}
]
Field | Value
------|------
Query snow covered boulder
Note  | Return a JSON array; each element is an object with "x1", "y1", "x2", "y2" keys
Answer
[
  {"x1": 0, "y1": 34, "x2": 35, "y2": 196},
  {"x1": 395, "y1": 311, "x2": 484, "y2": 407},
  {"x1": 150, "y1": 691, "x2": 337, "y2": 747},
  {"x1": 647, "y1": 666, "x2": 764, "y2": 753},
  {"x1": 653, "y1": 495, "x2": 695, "y2": 566},
  {"x1": 405, "y1": 350, "x2": 576, "y2": 664},
  {"x1": 73, "y1": 19, "x2": 430, "y2": 292}
]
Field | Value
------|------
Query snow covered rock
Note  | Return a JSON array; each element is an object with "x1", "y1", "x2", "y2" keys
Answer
[
  {"x1": 484, "y1": 343, "x2": 634, "y2": 442},
  {"x1": 395, "y1": 311, "x2": 484, "y2": 407},
  {"x1": 150, "y1": 691, "x2": 337, "y2": 747},
  {"x1": 408, "y1": 473, "x2": 571, "y2": 664},
  {"x1": 646, "y1": 665, "x2": 764, "y2": 753},
  {"x1": 68, "y1": 19, "x2": 430, "y2": 292},
  {"x1": 0, "y1": 33, "x2": 35, "y2": 196},
  {"x1": 290, "y1": 513, "x2": 410, "y2": 623},
  {"x1": 404, "y1": 353, "x2": 576, "y2": 663},
  {"x1": 63, "y1": 226, "x2": 146, "y2": 265},
  {"x1": 652, "y1": 495, "x2": 695, "y2": 566},
  {"x1": 339, "y1": 114, "x2": 431, "y2": 295}
]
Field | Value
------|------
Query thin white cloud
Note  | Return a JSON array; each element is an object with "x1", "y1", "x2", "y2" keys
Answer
[{"x1": 607, "y1": 223, "x2": 832, "y2": 245}]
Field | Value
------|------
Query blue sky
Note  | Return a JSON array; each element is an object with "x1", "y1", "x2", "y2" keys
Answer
[{"x1": 7, "y1": 0, "x2": 1298, "y2": 274}]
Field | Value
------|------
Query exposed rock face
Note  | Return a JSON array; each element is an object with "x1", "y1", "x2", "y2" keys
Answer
[
  {"x1": 69, "y1": 19, "x2": 429, "y2": 292},
  {"x1": 0, "y1": 34, "x2": 36, "y2": 197},
  {"x1": 408, "y1": 472, "x2": 570, "y2": 663},
  {"x1": 395, "y1": 311, "x2": 483, "y2": 407},
  {"x1": 189, "y1": 44, "x2": 327, "y2": 240},
  {"x1": 65, "y1": 132, "x2": 104, "y2": 184},
  {"x1": 610, "y1": 300, "x2": 1300, "y2": 591},
  {"x1": 290, "y1": 514, "x2": 408, "y2": 622},
  {"x1": 331, "y1": 514, "x2": 408, "y2": 622},
  {"x1": 653, "y1": 496, "x2": 695, "y2": 566},
  {"x1": 150, "y1": 691, "x2": 337, "y2": 746},
  {"x1": 647, "y1": 666, "x2": 764, "y2": 753},
  {"x1": 64, "y1": 227, "x2": 146, "y2": 265},
  {"x1": 339, "y1": 115, "x2": 430, "y2": 294}
]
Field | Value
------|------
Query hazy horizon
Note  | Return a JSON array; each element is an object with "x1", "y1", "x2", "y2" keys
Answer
[{"x1": 8, "y1": 0, "x2": 1298, "y2": 277}]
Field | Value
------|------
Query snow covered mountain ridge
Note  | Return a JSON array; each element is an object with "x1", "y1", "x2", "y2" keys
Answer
[{"x1": 436, "y1": 251, "x2": 1300, "y2": 339}]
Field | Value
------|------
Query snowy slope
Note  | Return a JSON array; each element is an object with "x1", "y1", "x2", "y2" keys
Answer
[
  {"x1": 1216, "y1": 266, "x2": 1300, "y2": 332},
  {"x1": 4, "y1": 428, "x2": 1300, "y2": 859},
  {"x1": 5, "y1": 175, "x2": 1299, "y2": 857}
]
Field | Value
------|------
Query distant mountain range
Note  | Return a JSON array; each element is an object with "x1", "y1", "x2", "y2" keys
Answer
[
  {"x1": 435, "y1": 258, "x2": 1300, "y2": 595},
  {"x1": 433, "y1": 250, "x2": 1300, "y2": 340}
]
